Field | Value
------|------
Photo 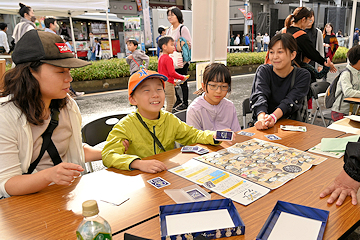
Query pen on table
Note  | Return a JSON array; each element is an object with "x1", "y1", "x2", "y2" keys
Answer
[{"x1": 101, "y1": 197, "x2": 130, "y2": 206}]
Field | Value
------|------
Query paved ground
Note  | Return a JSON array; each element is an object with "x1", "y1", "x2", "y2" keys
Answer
[{"x1": 77, "y1": 62, "x2": 348, "y2": 128}]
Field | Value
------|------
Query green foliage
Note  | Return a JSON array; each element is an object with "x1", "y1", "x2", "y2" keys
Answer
[{"x1": 333, "y1": 47, "x2": 348, "y2": 60}]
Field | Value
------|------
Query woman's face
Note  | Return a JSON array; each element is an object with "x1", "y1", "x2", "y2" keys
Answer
[
  {"x1": 307, "y1": 15, "x2": 315, "y2": 29},
  {"x1": 269, "y1": 41, "x2": 296, "y2": 71},
  {"x1": 325, "y1": 24, "x2": 332, "y2": 34},
  {"x1": 300, "y1": 17, "x2": 313, "y2": 30},
  {"x1": 167, "y1": 11, "x2": 179, "y2": 25},
  {"x1": 31, "y1": 63, "x2": 73, "y2": 105}
]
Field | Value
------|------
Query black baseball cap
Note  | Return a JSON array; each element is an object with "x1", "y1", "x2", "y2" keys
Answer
[{"x1": 12, "y1": 29, "x2": 91, "y2": 68}]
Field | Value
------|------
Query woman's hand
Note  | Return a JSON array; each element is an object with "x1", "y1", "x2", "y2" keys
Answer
[
  {"x1": 324, "y1": 58, "x2": 337, "y2": 73},
  {"x1": 45, "y1": 163, "x2": 84, "y2": 186}
]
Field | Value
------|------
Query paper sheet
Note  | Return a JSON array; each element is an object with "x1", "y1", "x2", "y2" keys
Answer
[
  {"x1": 267, "y1": 212, "x2": 322, "y2": 240},
  {"x1": 308, "y1": 143, "x2": 344, "y2": 158},
  {"x1": 321, "y1": 135, "x2": 360, "y2": 152},
  {"x1": 165, "y1": 209, "x2": 235, "y2": 235}
]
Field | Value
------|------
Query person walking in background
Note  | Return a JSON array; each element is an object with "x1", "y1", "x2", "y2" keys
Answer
[
  {"x1": 89, "y1": 32, "x2": 96, "y2": 61},
  {"x1": 263, "y1": 33, "x2": 270, "y2": 52},
  {"x1": 59, "y1": 23, "x2": 70, "y2": 38},
  {"x1": 245, "y1": 34, "x2": 250, "y2": 51},
  {"x1": 158, "y1": 36, "x2": 189, "y2": 112},
  {"x1": 156, "y1": 26, "x2": 167, "y2": 58},
  {"x1": 0, "y1": 23, "x2": 10, "y2": 55},
  {"x1": 256, "y1": 33, "x2": 262, "y2": 52},
  {"x1": 230, "y1": 35, "x2": 235, "y2": 46},
  {"x1": 353, "y1": 28, "x2": 359, "y2": 46},
  {"x1": 126, "y1": 39, "x2": 149, "y2": 75},
  {"x1": 12, "y1": 3, "x2": 36, "y2": 44},
  {"x1": 167, "y1": 6, "x2": 192, "y2": 111},
  {"x1": 94, "y1": 38, "x2": 102, "y2": 61},
  {"x1": 336, "y1": 30, "x2": 343, "y2": 38},
  {"x1": 234, "y1": 34, "x2": 240, "y2": 46},
  {"x1": 323, "y1": 23, "x2": 338, "y2": 62},
  {"x1": 44, "y1": 18, "x2": 59, "y2": 35}
]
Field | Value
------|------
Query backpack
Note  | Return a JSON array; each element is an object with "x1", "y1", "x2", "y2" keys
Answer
[
  {"x1": 264, "y1": 28, "x2": 306, "y2": 64},
  {"x1": 324, "y1": 68, "x2": 352, "y2": 109},
  {"x1": 176, "y1": 25, "x2": 191, "y2": 62}
]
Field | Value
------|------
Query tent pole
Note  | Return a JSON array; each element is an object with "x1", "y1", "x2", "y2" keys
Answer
[
  {"x1": 68, "y1": 13, "x2": 77, "y2": 58},
  {"x1": 106, "y1": 10, "x2": 113, "y2": 58},
  {"x1": 348, "y1": 0, "x2": 357, "y2": 49}
]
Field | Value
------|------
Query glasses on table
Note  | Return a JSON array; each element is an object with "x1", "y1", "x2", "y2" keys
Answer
[{"x1": 207, "y1": 83, "x2": 230, "y2": 91}]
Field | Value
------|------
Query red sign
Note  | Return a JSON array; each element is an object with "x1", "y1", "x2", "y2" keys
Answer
[{"x1": 246, "y1": 12, "x2": 253, "y2": 19}]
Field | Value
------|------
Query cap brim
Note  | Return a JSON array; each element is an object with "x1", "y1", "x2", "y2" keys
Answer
[
  {"x1": 40, "y1": 58, "x2": 91, "y2": 68},
  {"x1": 130, "y1": 73, "x2": 168, "y2": 95}
]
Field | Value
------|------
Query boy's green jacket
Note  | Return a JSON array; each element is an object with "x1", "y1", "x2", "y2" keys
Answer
[{"x1": 101, "y1": 109, "x2": 218, "y2": 170}]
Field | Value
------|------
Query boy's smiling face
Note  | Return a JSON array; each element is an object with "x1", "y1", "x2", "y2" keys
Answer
[{"x1": 129, "y1": 78, "x2": 165, "y2": 120}]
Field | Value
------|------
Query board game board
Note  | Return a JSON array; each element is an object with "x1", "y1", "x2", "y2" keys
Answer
[{"x1": 193, "y1": 139, "x2": 327, "y2": 189}]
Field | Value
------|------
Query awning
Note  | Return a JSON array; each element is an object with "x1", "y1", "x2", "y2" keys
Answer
[{"x1": 69, "y1": 13, "x2": 124, "y2": 23}]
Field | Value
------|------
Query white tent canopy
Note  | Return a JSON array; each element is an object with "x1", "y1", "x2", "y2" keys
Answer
[{"x1": 0, "y1": 0, "x2": 114, "y2": 58}]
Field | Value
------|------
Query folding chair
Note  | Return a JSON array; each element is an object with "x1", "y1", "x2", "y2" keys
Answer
[
  {"x1": 310, "y1": 81, "x2": 333, "y2": 127},
  {"x1": 242, "y1": 98, "x2": 253, "y2": 129},
  {"x1": 82, "y1": 113, "x2": 128, "y2": 172},
  {"x1": 173, "y1": 109, "x2": 187, "y2": 122}
]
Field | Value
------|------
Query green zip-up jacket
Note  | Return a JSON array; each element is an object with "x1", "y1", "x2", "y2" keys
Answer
[{"x1": 102, "y1": 110, "x2": 218, "y2": 170}]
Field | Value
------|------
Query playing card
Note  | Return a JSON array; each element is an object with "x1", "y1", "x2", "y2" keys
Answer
[
  {"x1": 181, "y1": 146, "x2": 200, "y2": 153},
  {"x1": 186, "y1": 188, "x2": 206, "y2": 200},
  {"x1": 195, "y1": 148, "x2": 209, "y2": 155},
  {"x1": 280, "y1": 125, "x2": 307, "y2": 132},
  {"x1": 264, "y1": 134, "x2": 281, "y2": 140},
  {"x1": 238, "y1": 131, "x2": 255, "y2": 136},
  {"x1": 147, "y1": 177, "x2": 170, "y2": 189}
]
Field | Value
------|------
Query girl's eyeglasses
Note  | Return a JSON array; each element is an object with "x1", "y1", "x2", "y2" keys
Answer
[{"x1": 207, "y1": 83, "x2": 229, "y2": 91}]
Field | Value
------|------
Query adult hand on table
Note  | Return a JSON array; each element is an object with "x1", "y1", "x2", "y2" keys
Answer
[
  {"x1": 130, "y1": 159, "x2": 167, "y2": 173},
  {"x1": 45, "y1": 163, "x2": 83, "y2": 186},
  {"x1": 320, "y1": 169, "x2": 360, "y2": 206}
]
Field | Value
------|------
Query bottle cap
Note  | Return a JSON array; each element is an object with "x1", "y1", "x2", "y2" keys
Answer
[{"x1": 82, "y1": 200, "x2": 99, "y2": 217}]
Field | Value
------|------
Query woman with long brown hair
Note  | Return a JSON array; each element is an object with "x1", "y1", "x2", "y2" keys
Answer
[
  {"x1": 323, "y1": 23, "x2": 339, "y2": 61},
  {"x1": 0, "y1": 30, "x2": 101, "y2": 198},
  {"x1": 284, "y1": 7, "x2": 336, "y2": 73}
]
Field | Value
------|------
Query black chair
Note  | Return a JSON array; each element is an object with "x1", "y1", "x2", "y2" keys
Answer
[
  {"x1": 82, "y1": 113, "x2": 128, "y2": 172},
  {"x1": 310, "y1": 81, "x2": 332, "y2": 127},
  {"x1": 173, "y1": 109, "x2": 187, "y2": 122},
  {"x1": 242, "y1": 98, "x2": 252, "y2": 129}
]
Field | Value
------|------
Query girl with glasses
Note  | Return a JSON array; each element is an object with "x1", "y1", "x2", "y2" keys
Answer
[
  {"x1": 250, "y1": 34, "x2": 311, "y2": 130},
  {"x1": 186, "y1": 63, "x2": 241, "y2": 132}
]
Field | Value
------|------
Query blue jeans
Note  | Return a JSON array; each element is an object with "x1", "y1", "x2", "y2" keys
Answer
[
  {"x1": 264, "y1": 43, "x2": 268, "y2": 52},
  {"x1": 89, "y1": 47, "x2": 96, "y2": 61},
  {"x1": 257, "y1": 43, "x2": 262, "y2": 52}
]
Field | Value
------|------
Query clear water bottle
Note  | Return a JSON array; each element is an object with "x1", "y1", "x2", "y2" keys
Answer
[{"x1": 76, "y1": 200, "x2": 112, "y2": 240}]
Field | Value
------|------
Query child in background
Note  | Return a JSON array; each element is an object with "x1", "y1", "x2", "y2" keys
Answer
[
  {"x1": 187, "y1": 63, "x2": 241, "y2": 132},
  {"x1": 126, "y1": 39, "x2": 149, "y2": 75},
  {"x1": 156, "y1": 26, "x2": 167, "y2": 58},
  {"x1": 101, "y1": 69, "x2": 220, "y2": 173},
  {"x1": 157, "y1": 36, "x2": 189, "y2": 112}
]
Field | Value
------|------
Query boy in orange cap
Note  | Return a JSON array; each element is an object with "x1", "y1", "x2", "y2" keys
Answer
[{"x1": 101, "y1": 68, "x2": 219, "y2": 173}]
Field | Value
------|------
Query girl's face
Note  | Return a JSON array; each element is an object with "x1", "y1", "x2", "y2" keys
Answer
[
  {"x1": 307, "y1": 15, "x2": 315, "y2": 29},
  {"x1": 202, "y1": 80, "x2": 229, "y2": 105},
  {"x1": 31, "y1": 63, "x2": 72, "y2": 106},
  {"x1": 167, "y1": 11, "x2": 179, "y2": 25},
  {"x1": 299, "y1": 17, "x2": 313, "y2": 30},
  {"x1": 325, "y1": 24, "x2": 332, "y2": 34},
  {"x1": 269, "y1": 41, "x2": 296, "y2": 71}
]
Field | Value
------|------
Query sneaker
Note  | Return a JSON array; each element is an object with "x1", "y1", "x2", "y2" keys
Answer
[
  {"x1": 175, "y1": 103, "x2": 188, "y2": 111},
  {"x1": 75, "y1": 92, "x2": 85, "y2": 97}
]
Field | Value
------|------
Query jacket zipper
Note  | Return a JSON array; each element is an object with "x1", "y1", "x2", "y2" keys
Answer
[{"x1": 153, "y1": 126, "x2": 156, "y2": 155}]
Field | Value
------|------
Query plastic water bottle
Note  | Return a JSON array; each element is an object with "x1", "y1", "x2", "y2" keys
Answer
[{"x1": 76, "y1": 200, "x2": 112, "y2": 240}]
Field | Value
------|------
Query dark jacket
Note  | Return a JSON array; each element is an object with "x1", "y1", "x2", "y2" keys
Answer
[
  {"x1": 250, "y1": 64, "x2": 310, "y2": 120},
  {"x1": 344, "y1": 142, "x2": 360, "y2": 182}
]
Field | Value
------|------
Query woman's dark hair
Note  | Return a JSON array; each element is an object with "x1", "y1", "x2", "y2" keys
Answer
[
  {"x1": 0, "y1": 62, "x2": 68, "y2": 125},
  {"x1": 284, "y1": 7, "x2": 312, "y2": 29},
  {"x1": 19, "y1": 3, "x2": 31, "y2": 17},
  {"x1": 94, "y1": 37, "x2": 101, "y2": 44},
  {"x1": 167, "y1": 6, "x2": 184, "y2": 24},
  {"x1": 323, "y1": 23, "x2": 334, "y2": 35},
  {"x1": 268, "y1": 33, "x2": 298, "y2": 55},
  {"x1": 203, "y1": 63, "x2": 231, "y2": 93},
  {"x1": 347, "y1": 45, "x2": 360, "y2": 66},
  {"x1": 158, "y1": 35, "x2": 174, "y2": 50}
]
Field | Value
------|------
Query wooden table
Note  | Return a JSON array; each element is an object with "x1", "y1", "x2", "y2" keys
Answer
[
  {"x1": 344, "y1": 97, "x2": 360, "y2": 115},
  {"x1": 0, "y1": 119, "x2": 358, "y2": 240}
]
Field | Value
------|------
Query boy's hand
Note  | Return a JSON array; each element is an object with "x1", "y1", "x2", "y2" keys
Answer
[
  {"x1": 183, "y1": 75, "x2": 190, "y2": 81},
  {"x1": 130, "y1": 159, "x2": 167, "y2": 173}
]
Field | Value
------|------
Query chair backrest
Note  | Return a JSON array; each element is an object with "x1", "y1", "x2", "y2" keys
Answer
[
  {"x1": 173, "y1": 109, "x2": 187, "y2": 122},
  {"x1": 82, "y1": 113, "x2": 128, "y2": 146},
  {"x1": 310, "y1": 81, "x2": 330, "y2": 100},
  {"x1": 242, "y1": 98, "x2": 252, "y2": 116}
]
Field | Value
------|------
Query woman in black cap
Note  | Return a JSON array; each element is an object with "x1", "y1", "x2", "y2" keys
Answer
[{"x1": 0, "y1": 30, "x2": 101, "y2": 198}]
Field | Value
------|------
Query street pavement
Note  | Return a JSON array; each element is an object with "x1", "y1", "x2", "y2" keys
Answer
[{"x1": 77, "y1": 63, "x2": 348, "y2": 128}]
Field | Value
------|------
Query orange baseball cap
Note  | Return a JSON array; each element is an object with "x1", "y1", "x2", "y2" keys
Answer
[{"x1": 128, "y1": 69, "x2": 168, "y2": 96}]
